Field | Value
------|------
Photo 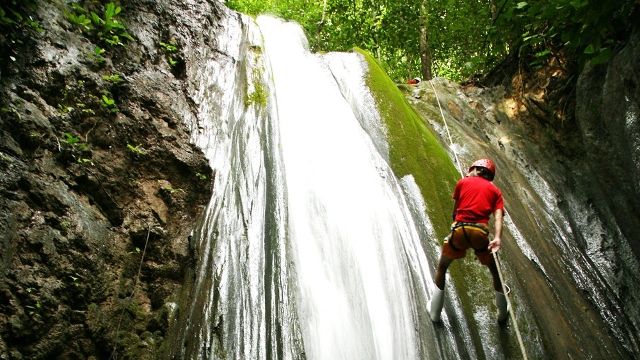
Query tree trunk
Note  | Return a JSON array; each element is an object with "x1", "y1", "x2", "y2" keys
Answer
[
  {"x1": 419, "y1": 1, "x2": 433, "y2": 80},
  {"x1": 316, "y1": 0, "x2": 328, "y2": 51},
  {"x1": 490, "y1": 0, "x2": 497, "y2": 21}
]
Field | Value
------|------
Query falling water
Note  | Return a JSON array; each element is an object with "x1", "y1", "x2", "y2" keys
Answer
[
  {"x1": 257, "y1": 15, "x2": 433, "y2": 359},
  {"x1": 167, "y1": 12, "x2": 439, "y2": 359}
]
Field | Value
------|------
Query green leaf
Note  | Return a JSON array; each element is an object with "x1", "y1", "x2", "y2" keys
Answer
[
  {"x1": 90, "y1": 12, "x2": 102, "y2": 26},
  {"x1": 590, "y1": 48, "x2": 612, "y2": 65},
  {"x1": 583, "y1": 43, "x2": 596, "y2": 54},
  {"x1": 64, "y1": 133, "x2": 80, "y2": 145},
  {"x1": 101, "y1": 95, "x2": 115, "y2": 105},
  {"x1": 71, "y1": 3, "x2": 84, "y2": 12},
  {"x1": 535, "y1": 49, "x2": 551, "y2": 57}
]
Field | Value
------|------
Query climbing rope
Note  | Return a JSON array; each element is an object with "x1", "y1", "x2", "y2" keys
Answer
[
  {"x1": 494, "y1": 252, "x2": 529, "y2": 360},
  {"x1": 428, "y1": 79, "x2": 465, "y2": 177},
  {"x1": 428, "y1": 79, "x2": 529, "y2": 360}
]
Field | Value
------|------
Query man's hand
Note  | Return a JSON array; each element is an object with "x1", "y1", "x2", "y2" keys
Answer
[
  {"x1": 490, "y1": 209, "x2": 503, "y2": 253},
  {"x1": 488, "y1": 238, "x2": 501, "y2": 253}
]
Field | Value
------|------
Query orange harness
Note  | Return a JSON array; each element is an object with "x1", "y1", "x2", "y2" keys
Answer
[{"x1": 447, "y1": 222, "x2": 490, "y2": 254}]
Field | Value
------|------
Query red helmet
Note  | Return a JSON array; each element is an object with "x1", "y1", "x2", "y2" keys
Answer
[{"x1": 469, "y1": 158, "x2": 496, "y2": 178}]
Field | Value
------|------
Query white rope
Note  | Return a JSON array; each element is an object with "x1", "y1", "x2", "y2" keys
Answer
[
  {"x1": 428, "y1": 79, "x2": 465, "y2": 177},
  {"x1": 494, "y1": 252, "x2": 529, "y2": 360},
  {"x1": 428, "y1": 79, "x2": 528, "y2": 360}
]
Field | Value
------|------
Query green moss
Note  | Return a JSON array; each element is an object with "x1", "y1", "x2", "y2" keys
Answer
[
  {"x1": 245, "y1": 59, "x2": 268, "y2": 109},
  {"x1": 355, "y1": 47, "x2": 459, "y2": 239},
  {"x1": 358, "y1": 48, "x2": 497, "y2": 352}
]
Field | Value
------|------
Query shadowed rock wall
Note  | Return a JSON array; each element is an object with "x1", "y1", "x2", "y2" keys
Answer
[{"x1": 0, "y1": 0, "x2": 219, "y2": 358}]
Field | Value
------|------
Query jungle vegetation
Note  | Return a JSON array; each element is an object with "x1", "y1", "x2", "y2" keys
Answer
[{"x1": 225, "y1": 0, "x2": 637, "y2": 82}]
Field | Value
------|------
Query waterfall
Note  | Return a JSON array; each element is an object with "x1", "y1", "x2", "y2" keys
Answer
[
  {"x1": 257, "y1": 15, "x2": 431, "y2": 359},
  {"x1": 167, "y1": 12, "x2": 440, "y2": 359},
  {"x1": 165, "y1": 8, "x2": 640, "y2": 360}
]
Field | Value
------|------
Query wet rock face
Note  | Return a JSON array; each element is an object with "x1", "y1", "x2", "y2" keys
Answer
[
  {"x1": 575, "y1": 28, "x2": 640, "y2": 260},
  {"x1": 403, "y1": 27, "x2": 640, "y2": 359},
  {"x1": 0, "y1": 0, "x2": 218, "y2": 358}
]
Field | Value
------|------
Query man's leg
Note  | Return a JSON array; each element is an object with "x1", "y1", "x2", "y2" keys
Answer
[
  {"x1": 434, "y1": 255, "x2": 454, "y2": 290},
  {"x1": 429, "y1": 254, "x2": 453, "y2": 322},
  {"x1": 487, "y1": 256, "x2": 510, "y2": 322},
  {"x1": 486, "y1": 257, "x2": 503, "y2": 293}
]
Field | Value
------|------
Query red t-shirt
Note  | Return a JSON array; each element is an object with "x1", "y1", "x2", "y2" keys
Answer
[{"x1": 452, "y1": 176, "x2": 504, "y2": 223}]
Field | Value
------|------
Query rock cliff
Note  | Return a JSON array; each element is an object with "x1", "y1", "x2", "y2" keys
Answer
[{"x1": 0, "y1": 0, "x2": 219, "y2": 358}]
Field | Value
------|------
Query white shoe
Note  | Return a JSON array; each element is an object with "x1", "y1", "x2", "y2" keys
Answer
[
  {"x1": 495, "y1": 284, "x2": 511, "y2": 323},
  {"x1": 427, "y1": 286, "x2": 445, "y2": 322}
]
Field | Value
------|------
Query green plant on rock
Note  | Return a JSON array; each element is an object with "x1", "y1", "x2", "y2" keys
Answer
[
  {"x1": 63, "y1": 132, "x2": 89, "y2": 151},
  {"x1": 64, "y1": 132, "x2": 80, "y2": 145},
  {"x1": 164, "y1": 186, "x2": 184, "y2": 193},
  {"x1": 101, "y1": 92, "x2": 118, "y2": 113},
  {"x1": 1, "y1": 1, "x2": 44, "y2": 63},
  {"x1": 159, "y1": 40, "x2": 182, "y2": 68},
  {"x1": 65, "y1": 3, "x2": 91, "y2": 31},
  {"x1": 25, "y1": 300, "x2": 41, "y2": 317},
  {"x1": 86, "y1": 46, "x2": 106, "y2": 65},
  {"x1": 127, "y1": 143, "x2": 146, "y2": 155},
  {"x1": 76, "y1": 102, "x2": 95, "y2": 115},
  {"x1": 92, "y1": 2, "x2": 134, "y2": 46},
  {"x1": 103, "y1": 73, "x2": 124, "y2": 84},
  {"x1": 60, "y1": 221, "x2": 71, "y2": 232},
  {"x1": 159, "y1": 41, "x2": 178, "y2": 52},
  {"x1": 245, "y1": 66, "x2": 268, "y2": 108},
  {"x1": 66, "y1": 1, "x2": 134, "y2": 47},
  {"x1": 195, "y1": 172, "x2": 207, "y2": 180},
  {"x1": 58, "y1": 103, "x2": 74, "y2": 114}
]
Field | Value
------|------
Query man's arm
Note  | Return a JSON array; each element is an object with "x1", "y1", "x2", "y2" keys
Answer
[
  {"x1": 452, "y1": 200, "x2": 458, "y2": 222},
  {"x1": 487, "y1": 208, "x2": 503, "y2": 252}
]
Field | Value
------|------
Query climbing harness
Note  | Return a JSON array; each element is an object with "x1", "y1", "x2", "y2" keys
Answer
[
  {"x1": 429, "y1": 79, "x2": 529, "y2": 360},
  {"x1": 446, "y1": 222, "x2": 490, "y2": 254}
]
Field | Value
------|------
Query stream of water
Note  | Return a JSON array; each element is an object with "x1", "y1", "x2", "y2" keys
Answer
[{"x1": 257, "y1": 16, "x2": 431, "y2": 359}]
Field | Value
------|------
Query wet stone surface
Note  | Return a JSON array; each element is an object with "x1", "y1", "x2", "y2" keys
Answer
[{"x1": 0, "y1": 0, "x2": 218, "y2": 358}]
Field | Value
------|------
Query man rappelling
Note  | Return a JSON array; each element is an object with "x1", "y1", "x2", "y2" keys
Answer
[{"x1": 427, "y1": 158, "x2": 510, "y2": 323}]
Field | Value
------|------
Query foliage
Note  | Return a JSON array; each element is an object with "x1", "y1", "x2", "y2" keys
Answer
[
  {"x1": 86, "y1": 46, "x2": 106, "y2": 65},
  {"x1": 226, "y1": 0, "x2": 636, "y2": 82},
  {"x1": 245, "y1": 62, "x2": 268, "y2": 108},
  {"x1": 66, "y1": 4, "x2": 92, "y2": 31},
  {"x1": 127, "y1": 143, "x2": 146, "y2": 155},
  {"x1": 65, "y1": 1, "x2": 134, "y2": 47},
  {"x1": 103, "y1": 73, "x2": 124, "y2": 84},
  {"x1": 101, "y1": 93, "x2": 118, "y2": 113},
  {"x1": 64, "y1": 132, "x2": 81, "y2": 145},
  {"x1": 159, "y1": 40, "x2": 182, "y2": 69},
  {"x1": 0, "y1": 0, "x2": 44, "y2": 62},
  {"x1": 159, "y1": 41, "x2": 178, "y2": 52},
  {"x1": 490, "y1": 0, "x2": 636, "y2": 70},
  {"x1": 64, "y1": 132, "x2": 89, "y2": 150}
]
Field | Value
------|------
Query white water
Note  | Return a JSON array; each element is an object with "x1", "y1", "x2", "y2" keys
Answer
[{"x1": 258, "y1": 16, "x2": 430, "y2": 359}]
